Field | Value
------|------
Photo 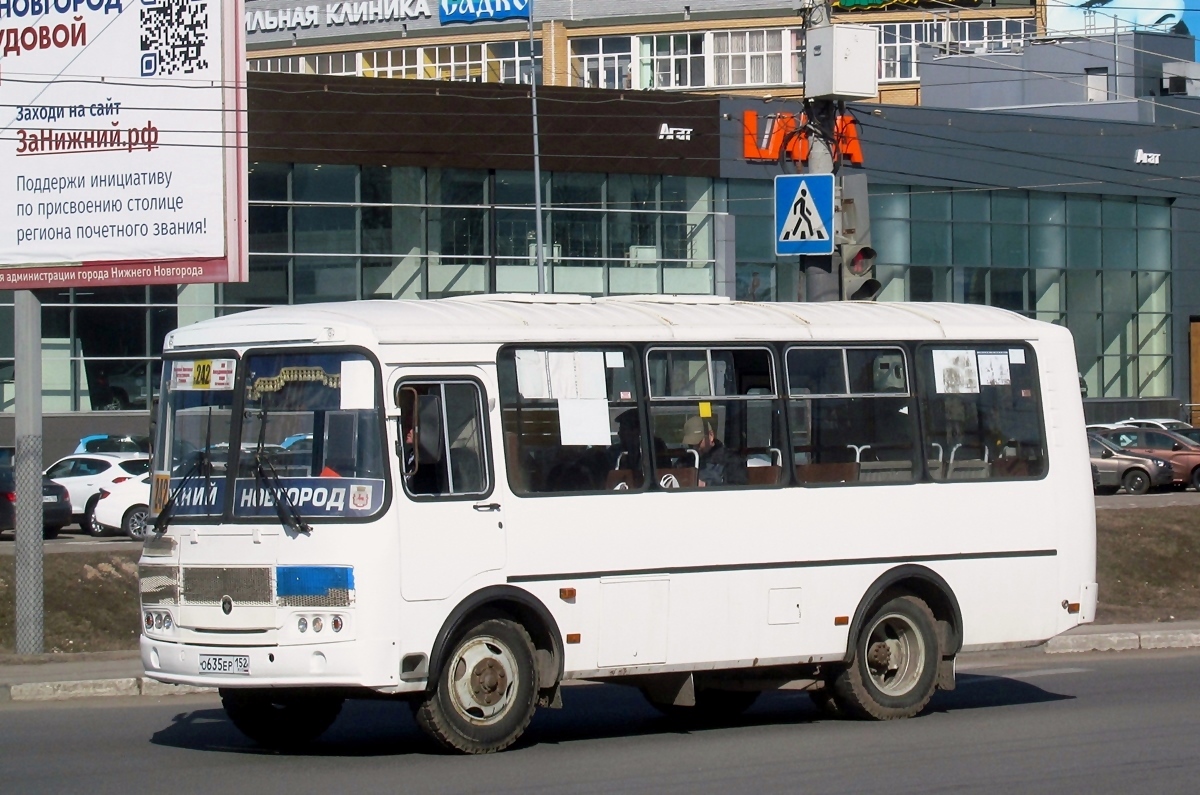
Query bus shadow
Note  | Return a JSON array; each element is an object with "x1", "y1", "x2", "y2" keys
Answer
[
  {"x1": 926, "y1": 672, "x2": 1075, "y2": 713},
  {"x1": 149, "y1": 675, "x2": 1071, "y2": 757}
]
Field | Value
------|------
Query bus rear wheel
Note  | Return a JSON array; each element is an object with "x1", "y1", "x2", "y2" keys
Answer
[
  {"x1": 220, "y1": 688, "x2": 344, "y2": 749},
  {"x1": 414, "y1": 617, "x2": 538, "y2": 754},
  {"x1": 833, "y1": 595, "x2": 939, "y2": 720}
]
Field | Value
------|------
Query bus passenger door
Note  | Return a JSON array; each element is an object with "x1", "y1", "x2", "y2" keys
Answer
[{"x1": 394, "y1": 370, "x2": 505, "y2": 602}]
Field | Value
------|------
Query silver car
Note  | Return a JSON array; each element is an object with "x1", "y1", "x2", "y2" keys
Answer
[{"x1": 1088, "y1": 433, "x2": 1173, "y2": 495}]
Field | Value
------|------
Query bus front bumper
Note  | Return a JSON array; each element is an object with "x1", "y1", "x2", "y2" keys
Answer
[{"x1": 140, "y1": 636, "x2": 413, "y2": 691}]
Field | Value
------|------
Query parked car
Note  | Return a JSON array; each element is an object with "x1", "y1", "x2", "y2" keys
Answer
[
  {"x1": 73, "y1": 434, "x2": 151, "y2": 455},
  {"x1": 1085, "y1": 422, "x2": 1135, "y2": 432},
  {"x1": 1088, "y1": 433, "x2": 1173, "y2": 495},
  {"x1": 43, "y1": 454, "x2": 150, "y2": 535},
  {"x1": 1121, "y1": 418, "x2": 1193, "y2": 432},
  {"x1": 1095, "y1": 427, "x2": 1200, "y2": 491},
  {"x1": 93, "y1": 473, "x2": 151, "y2": 540},
  {"x1": 1171, "y1": 427, "x2": 1200, "y2": 446},
  {"x1": 0, "y1": 466, "x2": 71, "y2": 539}
]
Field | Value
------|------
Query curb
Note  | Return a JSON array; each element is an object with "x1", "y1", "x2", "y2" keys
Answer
[
  {"x1": 1, "y1": 677, "x2": 214, "y2": 703},
  {"x1": 1045, "y1": 627, "x2": 1200, "y2": 654}
]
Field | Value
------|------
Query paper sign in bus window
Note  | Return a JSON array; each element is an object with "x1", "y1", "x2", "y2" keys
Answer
[
  {"x1": 340, "y1": 360, "x2": 376, "y2": 410},
  {"x1": 549, "y1": 351, "x2": 607, "y2": 399},
  {"x1": 515, "y1": 350, "x2": 550, "y2": 399},
  {"x1": 931, "y1": 350, "x2": 980, "y2": 394},
  {"x1": 977, "y1": 352, "x2": 1011, "y2": 387},
  {"x1": 557, "y1": 399, "x2": 612, "y2": 446}
]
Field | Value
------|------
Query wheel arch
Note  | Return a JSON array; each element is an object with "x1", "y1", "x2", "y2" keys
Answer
[
  {"x1": 845, "y1": 565, "x2": 963, "y2": 661},
  {"x1": 427, "y1": 585, "x2": 564, "y2": 693}
]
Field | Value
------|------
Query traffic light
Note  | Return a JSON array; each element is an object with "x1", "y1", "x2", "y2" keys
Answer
[
  {"x1": 835, "y1": 173, "x2": 880, "y2": 301},
  {"x1": 839, "y1": 243, "x2": 880, "y2": 301}
]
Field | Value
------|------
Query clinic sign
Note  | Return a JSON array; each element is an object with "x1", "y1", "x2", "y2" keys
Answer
[
  {"x1": 0, "y1": 0, "x2": 247, "y2": 288},
  {"x1": 243, "y1": 0, "x2": 528, "y2": 34}
]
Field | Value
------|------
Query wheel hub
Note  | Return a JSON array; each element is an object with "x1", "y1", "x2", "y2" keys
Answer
[
  {"x1": 470, "y1": 658, "x2": 508, "y2": 706},
  {"x1": 867, "y1": 640, "x2": 892, "y2": 673},
  {"x1": 448, "y1": 635, "x2": 517, "y2": 724}
]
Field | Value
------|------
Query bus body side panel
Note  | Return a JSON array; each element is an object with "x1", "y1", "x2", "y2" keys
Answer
[{"x1": 1039, "y1": 334, "x2": 1099, "y2": 633}]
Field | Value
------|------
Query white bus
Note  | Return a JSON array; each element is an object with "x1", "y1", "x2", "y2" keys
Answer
[{"x1": 140, "y1": 295, "x2": 1096, "y2": 752}]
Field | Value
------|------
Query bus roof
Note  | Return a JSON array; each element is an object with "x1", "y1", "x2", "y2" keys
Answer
[{"x1": 165, "y1": 295, "x2": 1068, "y2": 351}]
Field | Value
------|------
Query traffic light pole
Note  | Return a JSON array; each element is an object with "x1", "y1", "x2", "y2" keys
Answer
[
  {"x1": 803, "y1": 92, "x2": 840, "y2": 302},
  {"x1": 801, "y1": 1, "x2": 839, "y2": 302}
]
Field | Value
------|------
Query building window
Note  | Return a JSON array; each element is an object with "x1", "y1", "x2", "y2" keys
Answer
[
  {"x1": 874, "y1": 17, "x2": 1036, "y2": 83},
  {"x1": 712, "y1": 29, "x2": 787, "y2": 87},
  {"x1": 486, "y1": 40, "x2": 543, "y2": 84},
  {"x1": 638, "y1": 33, "x2": 705, "y2": 89},
  {"x1": 250, "y1": 40, "x2": 542, "y2": 85},
  {"x1": 570, "y1": 37, "x2": 633, "y2": 89}
]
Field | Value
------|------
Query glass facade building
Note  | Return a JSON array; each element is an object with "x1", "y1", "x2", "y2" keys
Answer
[
  {"x1": 240, "y1": 163, "x2": 717, "y2": 305},
  {"x1": 716, "y1": 182, "x2": 1175, "y2": 399}
]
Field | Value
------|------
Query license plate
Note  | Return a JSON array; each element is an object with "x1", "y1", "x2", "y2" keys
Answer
[
  {"x1": 42, "y1": 495, "x2": 56, "y2": 503},
  {"x1": 199, "y1": 654, "x2": 250, "y2": 676}
]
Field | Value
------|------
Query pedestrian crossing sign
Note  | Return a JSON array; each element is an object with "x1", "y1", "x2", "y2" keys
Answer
[{"x1": 775, "y1": 174, "x2": 835, "y2": 256}]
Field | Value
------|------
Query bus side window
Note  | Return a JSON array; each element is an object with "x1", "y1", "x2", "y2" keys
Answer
[
  {"x1": 396, "y1": 381, "x2": 490, "y2": 499},
  {"x1": 497, "y1": 347, "x2": 643, "y2": 495},
  {"x1": 917, "y1": 345, "x2": 1046, "y2": 481},
  {"x1": 787, "y1": 346, "x2": 917, "y2": 486},
  {"x1": 646, "y1": 347, "x2": 784, "y2": 489}
]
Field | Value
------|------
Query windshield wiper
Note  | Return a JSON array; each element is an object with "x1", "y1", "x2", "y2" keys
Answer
[
  {"x1": 251, "y1": 407, "x2": 312, "y2": 536},
  {"x1": 153, "y1": 407, "x2": 214, "y2": 536}
]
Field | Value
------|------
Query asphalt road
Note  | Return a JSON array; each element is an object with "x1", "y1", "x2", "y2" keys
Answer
[{"x1": 1, "y1": 648, "x2": 1198, "y2": 794}]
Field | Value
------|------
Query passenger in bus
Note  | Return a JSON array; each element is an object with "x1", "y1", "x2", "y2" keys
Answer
[
  {"x1": 681, "y1": 416, "x2": 746, "y2": 487},
  {"x1": 610, "y1": 409, "x2": 667, "y2": 473}
]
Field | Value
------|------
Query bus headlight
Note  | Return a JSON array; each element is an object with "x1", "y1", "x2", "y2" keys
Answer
[
  {"x1": 143, "y1": 610, "x2": 174, "y2": 633},
  {"x1": 298, "y1": 617, "x2": 308, "y2": 633},
  {"x1": 331, "y1": 615, "x2": 343, "y2": 633},
  {"x1": 312, "y1": 617, "x2": 324, "y2": 633}
]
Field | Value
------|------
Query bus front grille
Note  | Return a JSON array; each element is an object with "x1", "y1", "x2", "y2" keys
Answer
[
  {"x1": 181, "y1": 567, "x2": 273, "y2": 606},
  {"x1": 139, "y1": 565, "x2": 179, "y2": 605}
]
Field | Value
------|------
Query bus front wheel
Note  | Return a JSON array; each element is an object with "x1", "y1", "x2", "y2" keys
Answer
[
  {"x1": 220, "y1": 688, "x2": 344, "y2": 748},
  {"x1": 833, "y1": 595, "x2": 939, "y2": 720},
  {"x1": 414, "y1": 617, "x2": 538, "y2": 754}
]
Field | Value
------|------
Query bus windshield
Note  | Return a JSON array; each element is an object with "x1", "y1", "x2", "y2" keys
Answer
[{"x1": 155, "y1": 351, "x2": 388, "y2": 522}]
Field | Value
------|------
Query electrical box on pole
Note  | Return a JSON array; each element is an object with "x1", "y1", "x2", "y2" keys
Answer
[{"x1": 804, "y1": 24, "x2": 880, "y2": 101}]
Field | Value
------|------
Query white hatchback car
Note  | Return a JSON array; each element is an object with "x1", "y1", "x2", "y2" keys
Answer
[
  {"x1": 93, "y1": 473, "x2": 152, "y2": 540},
  {"x1": 43, "y1": 453, "x2": 150, "y2": 536}
]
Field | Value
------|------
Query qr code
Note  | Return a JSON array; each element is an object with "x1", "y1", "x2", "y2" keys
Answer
[{"x1": 140, "y1": 0, "x2": 210, "y2": 77}]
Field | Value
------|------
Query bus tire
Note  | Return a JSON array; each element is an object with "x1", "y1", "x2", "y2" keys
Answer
[
  {"x1": 414, "y1": 617, "x2": 538, "y2": 754},
  {"x1": 649, "y1": 689, "x2": 759, "y2": 724},
  {"x1": 833, "y1": 595, "x2": 939, "y2": 720},
  {"x1": 220, "y1": 688, "x2": 343, "y2": 749}
]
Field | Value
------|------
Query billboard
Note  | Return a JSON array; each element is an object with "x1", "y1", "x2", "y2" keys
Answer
[{"x1": 0, "y1": 0, "x2": 248, "y2": 289}]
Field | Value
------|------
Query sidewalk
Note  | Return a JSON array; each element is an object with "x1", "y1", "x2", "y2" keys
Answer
[{"x1": 3, "y1": 621, "x2": 1199, "y2": 703}]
